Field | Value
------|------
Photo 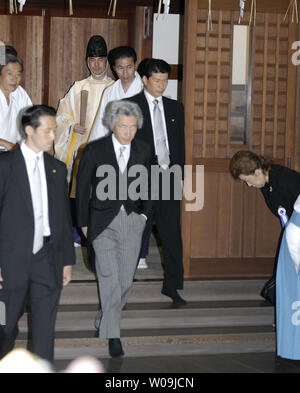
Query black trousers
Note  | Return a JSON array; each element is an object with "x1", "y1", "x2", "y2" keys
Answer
[
  {"x1": 0, "y1": 243, "x2": 61, "y2": 362},
  {"x1": 142, "y1": 198, "x2": 184, "y2": 291}
]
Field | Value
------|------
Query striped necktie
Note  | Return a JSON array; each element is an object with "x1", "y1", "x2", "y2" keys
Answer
[
  {"x1": 153, "y1": 99, "x2": 170, "y2": 167},
  {"x1": 118, "y1": 146, "x2": 127, "y2": 173}
]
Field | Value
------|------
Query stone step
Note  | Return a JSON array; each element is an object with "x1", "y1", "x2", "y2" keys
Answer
[
  {"x1": 59, "y1": 279, "x2": 269, "y2": 305},
  {"x1": 14, "y1": 332, "x2": 276, "y2": 359},
  {"x1": 14, "y1": 279, "x2": 274, "y2": 362},
  {"x1": 18, "y1": 301, "x2": 273, "y2": 334}
]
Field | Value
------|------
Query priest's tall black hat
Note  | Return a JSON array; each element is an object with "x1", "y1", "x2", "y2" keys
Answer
[{"x1": 86, "y1": 35, "x2": 107, "y2": 59}]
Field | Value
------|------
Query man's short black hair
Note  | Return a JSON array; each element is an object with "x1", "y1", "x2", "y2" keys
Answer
[
  {"x1": 5, "y1": 45, "x2": 18, "y2": 56},
  {"x1": 108, "y1": 46, "x2": 137, "y2": 68},
  {"x1": 138, "y1": 58, "x2": 171, "y2": 79},
  {"x1": 21, "y1": 105, "x2": 56, "y2": 137},
  {"x1": 0, "y1": 54, "x2": 23, "y2": 75}
]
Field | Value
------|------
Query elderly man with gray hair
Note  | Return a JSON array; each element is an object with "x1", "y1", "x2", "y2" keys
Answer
[{"x1": 76, "y1": 99, "x2": 152, "y2": 358}]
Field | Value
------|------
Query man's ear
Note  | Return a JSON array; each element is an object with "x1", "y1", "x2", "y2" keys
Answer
[
  {"x1": 142, "y1": 75, "x2": 148, "y2": 87},
  {"x1": 24, "y1": 125, "x2": 34, "y2": 138}
]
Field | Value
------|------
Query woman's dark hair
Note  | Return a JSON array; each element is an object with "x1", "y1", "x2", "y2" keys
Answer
[{"x1": 229, "y1": 150, "x2": 272, "y2": 180}]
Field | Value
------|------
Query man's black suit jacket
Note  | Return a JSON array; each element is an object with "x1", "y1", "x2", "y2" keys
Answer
[
  {"x1": 127, "y1": 91, "x2": 185, "y2": 176},
  {"x1": 76, "y1": 135, "x2": 152, "y2": 271},
  {"x1": 0, "y1": 147, "x2": 75, "y2": 290}
]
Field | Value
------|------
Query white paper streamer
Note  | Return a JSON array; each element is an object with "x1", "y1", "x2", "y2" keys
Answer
[
  {"x1": 17, "y1": 0, "x2": 26, "y2": 12},
  {"x1": 163, "y1": 0, "x2": 170, "y2": 14},
  {"x1": 239, "y1": 0, "x2": 245, "y2": 24},
  {"x1": 157, "y1": 0, "x2": 171, "y2": 20}
]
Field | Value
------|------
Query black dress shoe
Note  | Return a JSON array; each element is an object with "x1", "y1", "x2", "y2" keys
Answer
[
  {"x1": 161, "y1": 289, "x2": 187, "y2": 305},
  {"x1": 108, "y1": 338, "x2": 124, "y2": 358}
]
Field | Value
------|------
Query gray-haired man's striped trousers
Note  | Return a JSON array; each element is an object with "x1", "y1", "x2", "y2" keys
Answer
[{"x1": 93, "y1": 209, "x2": 146, "y2": 339}]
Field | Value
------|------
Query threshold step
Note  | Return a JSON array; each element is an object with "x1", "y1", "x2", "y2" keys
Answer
[{"x1": 15, "y1": 332, "x2": 276, "y2": 359}]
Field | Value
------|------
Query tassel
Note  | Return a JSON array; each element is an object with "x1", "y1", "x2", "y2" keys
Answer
[
  {"x1": 112, "y1": 0, "x2": 117, "y2": 17},
  {"x1": 69, "y1": 0, "x2": 73, "y2": 16},
  {"x1": 207, "y1": 0, "x2": 213, "y2": 31},
  {"x1": 156, "y1": 0, "x2": 162, "y2": 20},
  {"x1": 249, "y1": 0, "x2": 256, "y2": 26},
  {"x1": 108, "y1": 0, "x2": 117, "y2": 17},
  {"x1": 284, "y1": 0, "x2": 298, "y2": 23},
  {"x1": 9, "y1": 0, "x2": 16, "y2": 14}
]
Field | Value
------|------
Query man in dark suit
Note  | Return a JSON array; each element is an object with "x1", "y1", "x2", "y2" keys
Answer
[
  {"x1": 128, "y1": 58, "x2": 186, "y2": 305},
  {"x1": 0, "y1": 105, "x2": 75, "y2": 362},
  {"x1": 76, "y1": 100, "x2": 152, "y2": 358}
]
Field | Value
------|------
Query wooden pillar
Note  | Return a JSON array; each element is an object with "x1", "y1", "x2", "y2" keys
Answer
[
  {"x1": 285, "y1": 19, "x2": 298, "y2": 168},
  {"x1": 134, "y1": 6, "x2": 153, "y2": 66},
  {"x1": 181, "y1": 0, "x2": 198, "y2": 277}
]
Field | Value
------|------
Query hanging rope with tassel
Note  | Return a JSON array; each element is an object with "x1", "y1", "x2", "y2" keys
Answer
[
  {"x1": 207, "y1": 0, "x2": 213, "y2": 31},
  {"x1": 108, "y1": 0, "x2": 118, "y2": 17},
  {"x1": 69, "y1": 0, "x2": 73, "y2": 16},
  {"x1": 156, "y1": 0, "x2": 162, "y2": 19},
  {"x1": 249, "y1": 0, "x2": 256, "y2": 26},
  {"x1": 284, "y1": 0, "x2": 298, "y2": 23},
  {"x1": 9, "y1": 0, "x2": 18, "y2": 14}
]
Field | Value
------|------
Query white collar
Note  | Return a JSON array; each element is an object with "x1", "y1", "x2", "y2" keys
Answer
[
  {"x1": 144, "y1": 89, "x2": 163, "y2": 106},
  {"x1": 294, "y1": 194, "x2": 300, "y2": 213},
  {"x1": 111, "y1": 134, "x2": 131, "y2": 152},
  {"x1": 21, "y1": 141, "x2": 44, "y2": 165}
]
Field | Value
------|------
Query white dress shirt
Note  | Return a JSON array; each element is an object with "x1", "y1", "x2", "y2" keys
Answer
[
  {"x1": 143, "y1": 90, "x2": 170, "y2": 154},
  {"x1": 112, "y1": 134, "x2": 131, "y2": 167},
  {"x1": 0, "y1": 86, "x2": 32, "y2": 145},
  {"x1": 20, "y1": 142, "x2": 51, "y2": 236},
  {"x1": 111, "y1": 134, "x2": 147, "y2": 220}
]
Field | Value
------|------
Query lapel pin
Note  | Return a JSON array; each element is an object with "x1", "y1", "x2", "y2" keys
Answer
[
  {"x1": 171, "y1": 119, "x2": 175, "y2": 122},
  {"x1": 52, "y1": 169, "x2": 56, "y2": 173}
]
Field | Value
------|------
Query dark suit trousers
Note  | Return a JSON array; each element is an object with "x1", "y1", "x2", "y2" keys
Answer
[
  {"x1": 0, "y1": 243, "x2": 61, "y2": 362},
  {"x1": 143, "y1": 198, "x2": 184, "y2": 291}
]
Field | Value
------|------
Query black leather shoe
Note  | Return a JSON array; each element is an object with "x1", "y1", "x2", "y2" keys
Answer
[
  {"x1": 108, "y1": 338, "x2": 124, "y2": 358},
  {"x1": 161, "y1": 289, "x2": 187, "y2": 305}
]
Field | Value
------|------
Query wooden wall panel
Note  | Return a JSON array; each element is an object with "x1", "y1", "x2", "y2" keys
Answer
[
  {"x1": 48, "y1": 17, "x2": 128, "y2": 109},
  {"x1": 249, "y1": 12, "x2": 290, "y2": 160},
  {"x1": 189, "y1": 171, "x2": 281, "y2": 257},
  {"x1": 0, "y1": 15, "x2": 44, "y2": 104},
  {"x1": 182, "y1": 0, "x2": 298, "y2": 277}
]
